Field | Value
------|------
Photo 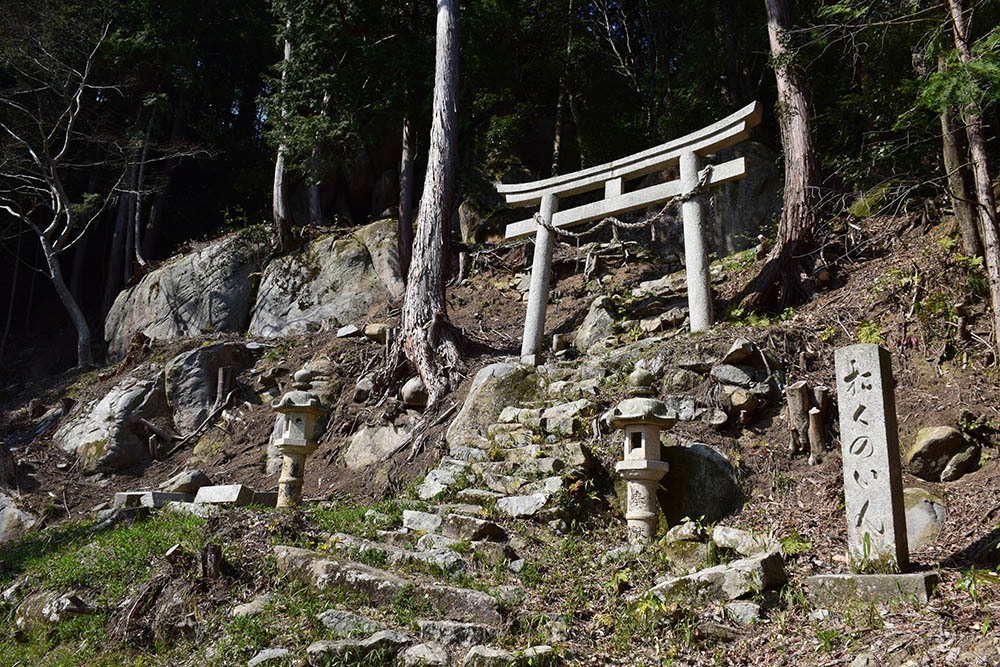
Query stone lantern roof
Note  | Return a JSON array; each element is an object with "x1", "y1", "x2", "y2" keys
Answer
[
  {"x1": 607, "y1": 368, "x2": 677, "y2": 429},
  {"x1": 272, "y1": 369, "x2": 327, "y2": 414},
  {"x1": 607, "y1": 397, "x2": 677, "y2": 430}
]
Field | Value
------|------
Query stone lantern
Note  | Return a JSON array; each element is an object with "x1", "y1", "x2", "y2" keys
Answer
[
  {"x1": 271, "y1": 369, "x2": 328, "y2": 507},
  {"x1": 608, "y1": 369, "x2": 676, "y2": 543}
]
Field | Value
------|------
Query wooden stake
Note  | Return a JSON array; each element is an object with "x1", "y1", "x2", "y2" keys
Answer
[
  {"x1": 785, "y1": 380, "x2": 811, "y2": 455},
  {"x1": 807, "y1": 407, "x2": 824, "y2": 465}
]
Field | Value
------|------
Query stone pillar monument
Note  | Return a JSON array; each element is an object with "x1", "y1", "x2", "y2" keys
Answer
[{"x1": 834, "y1": 344, "x2": 908, "y2": 570}]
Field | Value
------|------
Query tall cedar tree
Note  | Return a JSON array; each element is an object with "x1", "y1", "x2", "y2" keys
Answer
[
  {"x1": 740, "y1": 0, "x2": 823, "y2": 312},
  {"x1": 947, "y1": 0, "x2": 1000, "y2": 357},
  {"x1": 401, "y1": 0, "x2": 463, "y2": 406}
]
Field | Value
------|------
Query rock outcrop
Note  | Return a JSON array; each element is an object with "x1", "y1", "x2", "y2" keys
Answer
[
  {"x1": 249, "y1": 233, "x2": 388, "y2": 338},
  {"x1": 105, "y1": 230, "x2": 262, "y2": 361},
  {"x1": 54, "y1": 372, "x2": 169, "y2": 473}
]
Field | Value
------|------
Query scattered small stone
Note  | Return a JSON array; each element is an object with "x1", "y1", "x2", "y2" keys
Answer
[
  {"x1": 337, "y1": 324, "x2": 362, "y2": 338},
  {"x1": 461, "y1": 646, "x2": 515, "y2": 667},
  {"x1": 353, "y1": 376, "x2": 374, "y2": 403},
  {"x1": 418, "y1": 469, "x2": 458, "y2": 500},
  {"x1": 402, "y1": 376, "x2": 428, "y2": 409},
  {"x1": 231, "y1": 593, "x2": 274, "y2": 618},
  {"x1": 364, "y1": 322, "x2": 391, "y2": 343},
  {"x1": 725, "y1": 600, "x2": 761, "y2": 625},
  {"x1": 722, "y1": 338, "x2": 756, "y2": 365},
  {"x1": 441, "y1": 514, "x2": 505, "y2": 542},
  {"x1": 417, "y1": 533, "x2": 459, "y2": 551},
  {"x1": 158, "y1": 469, "x2": 211, "y2": 494},
  {"x1": 508, "y1": 559, "x2": 526, "y2": 573},
  {"x1": 547, "y1": 518, "x2": 568, "y2": 534},
  {"x1": 709, "y1": 364, "x2": 755, "y2": 387},
  {"x1": 247, "y1": 648, "x2": 289, "y2": 667}
]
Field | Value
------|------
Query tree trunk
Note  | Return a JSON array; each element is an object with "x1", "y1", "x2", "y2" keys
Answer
[
  {"x1": 103, "y1": 188, "x2": 129, "y2": 314},
  {"x1": 948, "y1": 0, "x2": 1000, "y2": 356},
  {"x1": 400, "y1": 0, "x2": 462, "y2": 406},
  {"x1": 740, "y1": 0, "x2": 823, "y2": 312},
  {"x1": 399, "y1": 115, "x2": 416, "y2": 277},
  {"x1": 143, "y1": 89, "x2": 190, "y2": 259},
  {"x1": 132, "y1": 114, "x2": 154, "y2": 270},
  {"x1": 123, "y1": 158, "x2": 137, "y2": 282},
  {"x1": 273, "y1": 24, "x2": 295, "y2": 252},
  {"x1": 938, "y1": 56, "x2": 980, "y2": 256},
  {"x1": 38, "y1": 233, "x2": 92, "y2": 367}
]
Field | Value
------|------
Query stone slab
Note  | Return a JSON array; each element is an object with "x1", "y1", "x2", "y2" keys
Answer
[
  {"x1": 806, "y1": 572, "x2": 939, "y2": 606},
  {"x1": 112, "y1": 491, "x2": 193, "y2": 509},
  {"x1": 274, "y1": 546, "x2": 500, "y2": 623},
  {"x1": 834, "y1": 344, "x2": 908, "y2": 570},
  {"x1": 193, "y1": 484, "x2": 255, "y2": 506}
]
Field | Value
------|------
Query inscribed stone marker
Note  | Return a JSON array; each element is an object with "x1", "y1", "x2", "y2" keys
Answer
[{"x1": 834, "y1": 344, "x2": 908, "y2": 570}]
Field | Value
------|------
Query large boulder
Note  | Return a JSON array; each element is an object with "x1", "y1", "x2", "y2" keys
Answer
[
  {"x1": 658, "y1": 441, "x2": 743, "y2": 525},
  {"x1": 104, "y1": 230, "x2": 262, "y2": 362},
  {"x1": 353, "y1": 219, "x2": 406, "y2": 302},
  {"x1": 575, "y1": 296, "x2": 616, "y2": 353},
  {"x1": 446, "y1": 363, "x2": 540, "y2": 448},
  {"x1": 344, "y1": 424, "x2": 410, "y2": 470},
  {"x1": 54, "y1": 373, "x2": 169, "y2": 473},
  {"x1": 0, "y1": 492, "x2": 36, "y2": 544},
  {"x1": 164, "y1": 342, "x2": 262, "y2": 435},
  {"x1": 904, "y1": 426, "x2": 965, "y2": 481},
  {"x1": 249, "y1": 232, "x2": 389, "y2": 338}
]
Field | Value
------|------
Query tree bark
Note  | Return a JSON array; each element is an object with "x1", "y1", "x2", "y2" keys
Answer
[
  {"x1": 400, "y1": 0, "x2": 462, "y2": 406},
  {"x1": 273, "y1": 22, "x2": 295, "y2": 252},
  {"x1": 740, "y1": 0, "x2": 823, "y2": 312},
  {"x1": 399, "y1": 115, "x2": 415, "y2": 277},
  {"x1": 938, "y1": 56, "x2": 980, "y2": 256},
  {"x1": 132, "y1": 114, "x2": 154, "y2": 271},
  {"x1": 37, "y1": 232, "x2": 92, "y2": 367},
  {"x1": 948, "y1": 0, "x2": 1000, "y2": 356}
]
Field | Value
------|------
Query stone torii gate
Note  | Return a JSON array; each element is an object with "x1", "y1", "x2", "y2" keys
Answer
[{"x1": 496, "y1": 102, "x2": 763, "y2": 365}]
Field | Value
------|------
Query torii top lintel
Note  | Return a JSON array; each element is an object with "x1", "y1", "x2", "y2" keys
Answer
[{"x1": 497, "y1": 101, "x2": 762, "y2": 241}]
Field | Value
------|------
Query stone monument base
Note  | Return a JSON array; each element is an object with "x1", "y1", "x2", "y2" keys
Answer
[{"x1": 806, "y1": 572, "x2": 939, "y2": 607}]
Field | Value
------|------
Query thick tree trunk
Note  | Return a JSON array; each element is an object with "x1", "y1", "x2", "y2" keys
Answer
[
  {"x1": 741, "y1": 0, "x2": 823, "y2": 312},
  {"x1": 401, "y1": 0, "x2": 462, "y2": 406},
  {"x1": 948, "y1": 0, "x2": 1000, "y2": 355},
  {"x1": 938, "y1": 56, "x2": 980, "y2": 256},
  {"x1": 399, "y1": 116, "x2": 416, "y2": 277},
  {"x1": 273, "y1": 25, "x2": 295, "y2": 252},
  {"x1": 38, "y1": 233, "x2": 92, "y2": 367},
  {"x1": 308, "y1": 143, "x2": 324, "y2": 226}
]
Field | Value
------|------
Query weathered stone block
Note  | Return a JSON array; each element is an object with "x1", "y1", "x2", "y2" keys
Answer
[
  {"x1": 193, "y1": 484, "x2": 254, "y2": 505},
  {"x1": 806, "y1": 572, "x2": 938, "y2": 606}
]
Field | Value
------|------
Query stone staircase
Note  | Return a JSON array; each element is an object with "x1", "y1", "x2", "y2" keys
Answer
[
  {"x1": 416, "y1": 389, "x2": 599, "y2": 529},
  {"x1": 262, "y1": 371, "x2": 617, "y2": 664}
]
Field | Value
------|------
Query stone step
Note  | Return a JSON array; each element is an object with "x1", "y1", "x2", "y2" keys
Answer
[
  {"x1": 477, "y1": 472, "x2": 530, "y2": 495},
  {"x1": 418, "y1": 619, "x2": 496, "y2": 648},
  {"x1": 327, "y1": 532, "x2": 468, "y2": 574},
  {"x1": 274, "y1": 545, "x2": 501, "y2": 624},
  {"x1": 488, "y1": 428, "x2": 536, "y2": 448},
  {"x1": 437, "y1": 457, "x2": 470, "y2": 474},
  {"x1": 448, "y1": 445, "x2": 489, "y2": 462},
  {"x1": 456, "y1": 488, "x2": 505, "y2": 503},
  {"x1": 440, "y1": 514, "x2": 506, "y2": 542},
  {"x1": 545, "y1": 377, "x2": 600, "y2": 400},
  {"x1": 496, "y1": 442, "x2": 591, "y2": 467},
  {"x1": 307, "y1": 629, "x2": 411, "y2": 666},
  {"x1": 496, "y1": 407, "x2": 542, "y2": 428},
  {"x1": 471, "y1": 457, "x2": 565, "y2": 478}
]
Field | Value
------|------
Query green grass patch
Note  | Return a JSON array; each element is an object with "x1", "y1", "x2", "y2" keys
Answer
[{"x1": 1, "y1": 512, "x2": 205, "y2": 604}]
